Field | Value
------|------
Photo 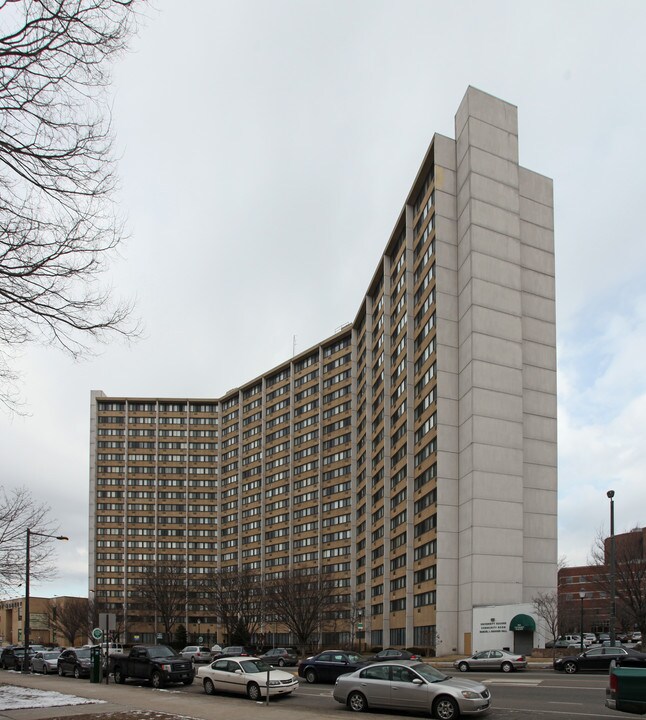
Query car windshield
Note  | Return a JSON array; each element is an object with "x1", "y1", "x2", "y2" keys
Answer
[
  {"x1": 43, "y1": 652, "x2": 60, "y2": 659},
  {"x1": 411, "y1": 663, "x2": 449, "y2": 682},
  {"x1": 345, "y1": 653, "x2": 364, "y2": 663},
  {"x1": 240, "y1": 659, "x2": 271, "y2": 673},
  {"x1": 148, "y1": 646, "x2": 176, "y2": 658}
]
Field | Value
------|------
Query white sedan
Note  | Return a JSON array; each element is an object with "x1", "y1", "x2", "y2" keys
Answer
[{"x1": 196, "y1": 656, "x2": 298, "y2": 701}]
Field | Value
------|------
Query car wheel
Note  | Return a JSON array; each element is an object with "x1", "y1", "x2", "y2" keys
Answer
[
  {"x1": 247, "y1": 682, "x2": 261, "y2": 701},
  {"x1": 458, "y1": 662, "x2": 469, "y2": 672},
  {"x1": 305, "y1": 668, "x2": 317, "y2": 684},
  {"x1": 563, "y1": 661, "x2": 578, "y2": 674},
  {"x1": 204, "y1": 678, "x2": 216, "y2": 695},
  {"x1": 433, "y1": 696, "x2": 459, "y2": 720},
  {"x1": 501, "y1": 662, "x2": 513, "y2": 673},
  {"x1": 58, "y1": 666, "x2": 64, "y2": 677},
  {"x1": 42, "y1": 665, "x2": 48, "y2": 675},
  {"x1": 114, "y1": 668, "x2": 125, "y2": 684},
  {"x1": 151, "y1": 671, "x2": 164, "y2": 689},
  {"x1": 348, "y1": 691, "x2": 368, "y2": 712},
  {"x1": 278, "y1": 658, "x2": 285, "y2": 667},
  {"x1": 74, "y1": 666, "x2": 81, "y2": 679}
]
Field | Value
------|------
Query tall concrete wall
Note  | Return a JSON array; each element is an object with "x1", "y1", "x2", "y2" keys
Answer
[{"x1": 445, "y1": 87, "x2": 557, "y2": 651}]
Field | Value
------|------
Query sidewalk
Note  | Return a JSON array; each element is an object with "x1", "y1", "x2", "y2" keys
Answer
[{"x1": 0, "y1": 672, "x2": 337, "y2": 720}]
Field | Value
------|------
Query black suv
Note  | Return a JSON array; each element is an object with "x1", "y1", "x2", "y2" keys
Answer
[
  {"x1": 57, "y1": 648, "x2": 93, "y2": 678},
  {"x1": 0, "y1": 646, "x2": 32, "y2": 670}
]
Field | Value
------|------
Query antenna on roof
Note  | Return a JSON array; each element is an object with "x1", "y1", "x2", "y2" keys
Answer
[{"x1": 293, "y1": 335, "x2": 297, "y2": 358}]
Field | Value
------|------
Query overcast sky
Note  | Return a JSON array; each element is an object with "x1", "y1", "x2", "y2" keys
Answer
[{"x1": 2, "y1": 0, "x2": 645, "y2": 598}]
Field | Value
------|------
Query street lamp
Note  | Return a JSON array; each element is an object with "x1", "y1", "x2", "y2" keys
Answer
[
  {"x1": 607, "y1": 490, "x2": 616, "y2": 648},
  {"x1": 23, "y1": 528, "x2": 69, "y2": 672},
  {"x1": 579, "y1": 590, "x2": 586, "y2": 651}
]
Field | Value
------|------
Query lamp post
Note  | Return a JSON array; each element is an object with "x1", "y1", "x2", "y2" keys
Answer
[
  {"x1": 579, "y1": 590, "x2": 586, "y2": 651},
  {"x1": 607, "y1": 490, "x2": 616, "y2": 648},
  {"x1": 23, "y1": 529, "x2": 69, "y2": 672}
]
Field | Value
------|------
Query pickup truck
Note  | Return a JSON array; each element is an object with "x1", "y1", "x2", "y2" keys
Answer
[
  {"x1": 606, "y1": 665, "x2": 646, "y2": 715},
  {"x1": 109, "y1": 645, "x2": 194, "y2": 688}
]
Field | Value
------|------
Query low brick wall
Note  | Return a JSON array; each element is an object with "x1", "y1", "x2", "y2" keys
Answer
[{"x1": 530, "y1": 648, "x2": 578, "y2": 658}]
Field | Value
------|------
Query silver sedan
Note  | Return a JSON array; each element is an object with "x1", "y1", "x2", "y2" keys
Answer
[
  {"x1": 30, "y1": 651, "x2": 61, "y2": 674},
  {"x1": 453, "y1": 649, "x2": 527, "y2": 673},
  {"x1": 333, "y1": 660, "x2": 490, "y2": 719}
]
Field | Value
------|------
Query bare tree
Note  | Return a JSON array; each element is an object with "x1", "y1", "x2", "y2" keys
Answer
[
  {"x1": 137, "y1": 565, "x2": 187, "y2": 643},
  {"x1": 0, "y1": 484, "x2": 60, "y2": 594},
  {"x1": 590, "y1": 528, "x2": 646, "y2": 640},
  {"x1": 47, "y1": 597, "x2": 89, "y2": 646},
  {"x1": 206, "y1": 569, "x2": 261, "y2": 646},
  {"x1": 533, "y1": 591, "x2": 560, "y2": 659},
  {"x1": 265, "y1": 569, "x2": 334, "y2": 653},
  {"x1": 0, "y1": 0, "x2": 143, "y2": 411}
]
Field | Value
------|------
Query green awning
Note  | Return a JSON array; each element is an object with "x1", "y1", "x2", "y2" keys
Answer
[{"x1": 509, "y1": 614, "x2": 536, "y2": 632}]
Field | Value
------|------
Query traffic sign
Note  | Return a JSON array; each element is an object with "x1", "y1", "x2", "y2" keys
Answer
[
  {"x1": 198, "y1": 636, "x2": 203, "y2": 643},
  {"x1": 91, "y1": 627, "x2": 103, "y2": 641}
]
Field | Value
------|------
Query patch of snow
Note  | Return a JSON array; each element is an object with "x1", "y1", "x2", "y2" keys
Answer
[{"x1": 0, "y1": 684, "x2": 107, "y2": 710}]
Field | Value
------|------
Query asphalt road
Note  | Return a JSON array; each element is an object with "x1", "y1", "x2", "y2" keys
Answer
[{"x1": 0, "y1": 667, "x2": 622, "y2": 720}]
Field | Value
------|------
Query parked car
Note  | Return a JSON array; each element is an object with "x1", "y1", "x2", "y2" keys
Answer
[
  {"x1": 1, "y1": 646, "x2": 24, "y2": 670},
  {"x1": 453, "y1": 649, "x2": 527, "y2": 673},
  {"x1": 632, "y1": 632, "x2": 642, "y2": 643},
  {"x1": 109, "y1": 645, "x2": 194, "y2": 688},
  {"x1": 259, "y1": 647, "x2": 299, "y2": 667},
  {"x1": 197, "y1": 656, "x2": 298, "y2": 700},
  {"x1": 210, "y1": 644, "x2": 223, "y2": 653},
  {"x1": 30, "y1": 650, "x2": 61, "y2": 674},
  {"x1": 57, "y1": 647, "x2": 93, "y2": 678},
  {"x1": 102, "y1": 642, "x2": 124, "y2": 656},
  {"x1": 180, "y1": 646, "x2": 212, "y2": 663},
  {"x1": 298, "y1": 650, "x2": 368, "y2": 684},
  {"x1": 583, "y1": 634, "x2": 598, "y2": 646},
  {"x1": 606, "y1": 663, "x2": 646, "y2": 715},
  {"x1": 553, "y1": 646, "x2": 646, "y2": 674},
  {"x1": 370, "y1": 648, "x2": 422, "y2": 662},
  {"x1": 221, "y1": 645, "x2": 254, "y2": 657},
  {"x1": 545, "y1": 638, "x2": 573, "y2": 649},
  {"x1": 333, "y1": 659, "x2": 491, "y2": 718}
]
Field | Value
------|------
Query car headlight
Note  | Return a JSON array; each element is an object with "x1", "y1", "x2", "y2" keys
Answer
[
  {"x1": 268, "y1": 680, "x2": 280, "y2": 686},
  {"x1": 461, "y1": 690, "x2": 481, "y2": 699}
]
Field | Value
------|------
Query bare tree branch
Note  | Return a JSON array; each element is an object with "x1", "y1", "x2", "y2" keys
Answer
[
  {"x1": 205, "y1": 569, "x2": 261, "y2": 645},
  {"x1": 265, "y1": 569, "x2": 335, "y2": 653},
  {"x1": 589, "y1": 527, "x2": 646, "y2": 641},
  {"x1": 137, "y1": 565, "x2": 186, "y2": 642},
  {"x1": 0, "y1": 483, "x2": 60, "y2": 595},
  {"x1": 0, "y1": 0, "x2": 144, "y2": 411},
  {"x1": 46, "y1": 596, "x2": 89, "y2": 645},
  {"x1": 533, "y1": 591, "x2": 560, "y2": 660}
]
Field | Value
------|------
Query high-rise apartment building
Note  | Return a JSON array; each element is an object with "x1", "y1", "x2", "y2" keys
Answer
[{"x1": 89, "y1": 87, "x2": 557, "y2": 654}]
